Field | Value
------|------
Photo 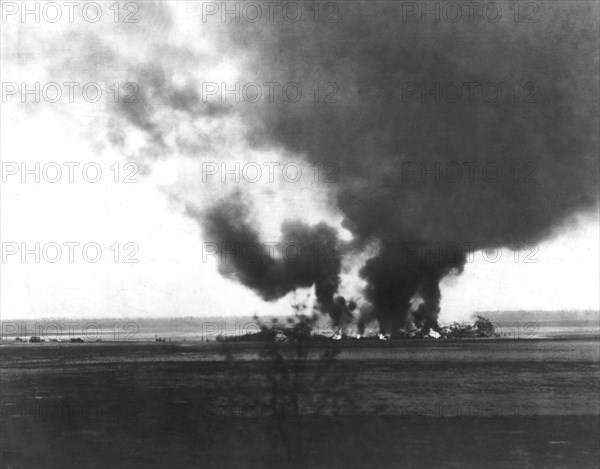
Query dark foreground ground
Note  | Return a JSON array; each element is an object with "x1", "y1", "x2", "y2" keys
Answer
[{"x1": 1, "y1": 339, "x2": 599, "y2": 468}]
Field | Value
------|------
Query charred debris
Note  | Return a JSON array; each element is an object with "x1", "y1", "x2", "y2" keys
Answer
[{"x1": 219, "y1": 315, "x2": 498, "y2": 343}]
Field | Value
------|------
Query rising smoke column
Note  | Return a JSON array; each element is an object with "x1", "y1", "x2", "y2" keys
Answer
[
  {"x1": 360, "y1": 242, "x2": 466, "y2": 332},
  {"x1": 187, "y1": 191, "x2": 353, "y2": 325},
  {"x1": 214, "y1": 2, "x2": 599, "y2": 331},
  {"x1": 77, "y1": 3, "x2": 599, "y2": 331}
]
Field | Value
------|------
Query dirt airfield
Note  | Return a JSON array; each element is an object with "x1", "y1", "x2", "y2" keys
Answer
[{"x1": 1, "y1": 338, "x2": 598, "y2": 468}]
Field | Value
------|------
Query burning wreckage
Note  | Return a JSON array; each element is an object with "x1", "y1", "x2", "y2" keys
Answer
[
  {"x1": 221, "y1": 315, "x2": 497, "y2": 343},
  {"x1": 331, "y1": 315, "x2": 497, "y2": 341},
  {"x1": 184, "y1": 4, "x2": 598, "y2": 351}
]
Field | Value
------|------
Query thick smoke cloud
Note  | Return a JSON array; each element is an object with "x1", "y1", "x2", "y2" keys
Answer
[
  {"x1": 210, "y1": 2, "x2": 599, "y2": 331},
  {"x1": 77, "y1": 2, "x2": 598, "y2": 331},
  {"x1": 187, "y1": 192, "x2": 354, "y2": 325}
]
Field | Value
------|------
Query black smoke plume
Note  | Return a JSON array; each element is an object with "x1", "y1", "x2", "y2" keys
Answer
[
  {"x1": 187, "y1": 192, "x2": 353, "y2": 325},
  {"x1": 213, "y1": 2, "x2": 599, "y2": 332}
]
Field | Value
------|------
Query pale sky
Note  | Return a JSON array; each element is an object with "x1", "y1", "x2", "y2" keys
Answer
[{"x1": 1, "y1": 3, "x2": 598, "y2": 321}]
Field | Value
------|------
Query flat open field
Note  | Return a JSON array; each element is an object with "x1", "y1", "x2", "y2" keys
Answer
[{"x1": 1, "y1": 339, "x2": 599, "y2": 468}]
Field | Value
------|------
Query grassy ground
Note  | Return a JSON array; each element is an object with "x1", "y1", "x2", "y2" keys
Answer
[{"x1": 1, "y1": 339, "x2": 598, "y2": 468}]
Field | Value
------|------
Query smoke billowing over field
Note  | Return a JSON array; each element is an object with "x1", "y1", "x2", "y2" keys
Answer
[
  {"x1": 179, "y1": 3, "x2": 599, "y2": 332},
  {"x1": 2, "y1": 4, "x2": 599, "y2": 467}
]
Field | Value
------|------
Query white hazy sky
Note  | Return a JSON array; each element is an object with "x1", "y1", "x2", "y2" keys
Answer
[{"x1": 1, "y1": 3, "x2": 598, "y2": 321}]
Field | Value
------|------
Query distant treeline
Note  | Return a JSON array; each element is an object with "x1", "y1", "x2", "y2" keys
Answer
[
  {"x1": 476, "y1": 310, "x2": 599, "y2": 325},
  {"x1": 2, "y1": 311, "x2": 597, "y2": 332}
]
